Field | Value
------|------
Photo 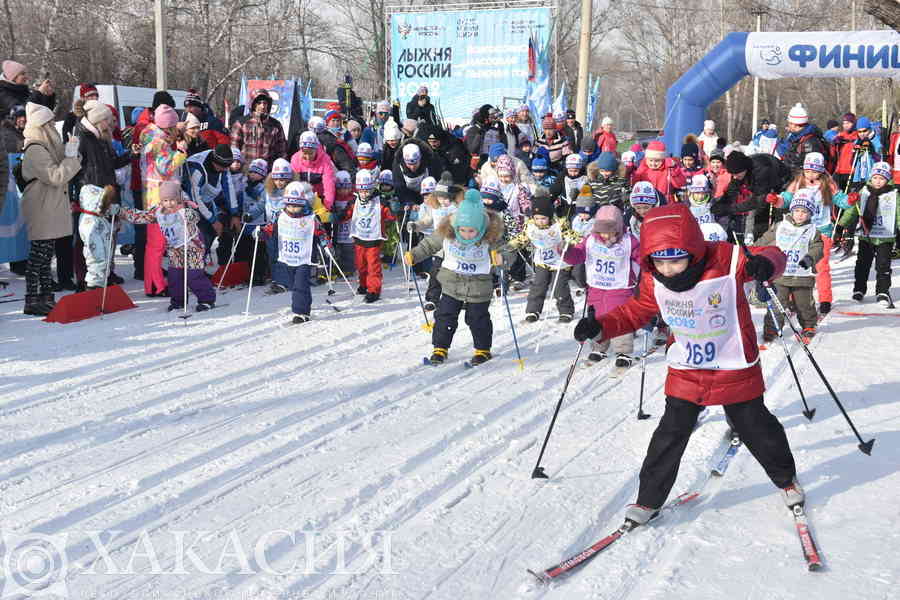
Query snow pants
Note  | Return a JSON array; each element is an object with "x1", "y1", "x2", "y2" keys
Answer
[
  {"x1": 355, "y1": 243, "x2": 383, "y2": 294},
  {"x1": 168, "y1": 268, "x2": 215, "y2": 308},
  {"x1": 432, "y1": 295, "x2": 492, "y2": 352},
  {"x1": 854, "y1": 240, "x2": 893, "y2": 296},
  {"x1": 285, "y1": 263, "x2": 312, "y2": 316},
  {"x1": 25, "y1": 239, "x2": 55, "y2": 295},
  {"x1": 636, "y1": 396, "x2": 796, "y2": 509},
  {"x1": 144, "y1": 223, "x2": 168, "y2": 295},
  {"x1": 764, "y1": 284, "x2": 817, "y2": 330},
  {"x1": 526, "y1": 265, "x2": 574, "y2": 316},
  {"x1": 815, "y1": 235, "x2": 832, "y2": 304}
]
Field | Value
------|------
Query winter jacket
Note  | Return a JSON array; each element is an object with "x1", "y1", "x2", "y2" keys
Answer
[
  {"x1": 536, "y1": 133, "x2": 572, "y2": 169},
  {"x1": 597, "y1": 203, "x2": 787, "y2": 406},
  {"x1": 185, "y1": 136, "x2": 210, "y2": 157},
  {"x1": 290, "y1": 147, "x2": 337, "y2": 209},
  {"x1": 182, "y1": 150, "x2": 241, "y2": 223},
  {"x1": 195, "y1": 106, "x2": 230, "y2": 149},
  {"x1": 77, "y1": 185, "x2": 115, "y2": 287},
  {"x1": 315, "y1": 130, "x2": 357, "y2": 178},
  {"x1": 712, "y1": 153, "x2": 791, "y2": 239},
  {"x1": 392, "y1": 138, "x2": 440, "y2": 205},
  {"x1": 230, "y1": 115, "x2": 286, "y2": 167},
  {"x1": 410, "y1": 210, "x2": 507, "y2": 303},
  {"x1": 129, "y1": 108, "x2": 153, "y2": 191},
  {"x1": 755, "y1": 214, "x2": 823, "y2": 288},
  {"x1": 20, "y1": 124, "x2": 82, "y2": 241},
  {"x1": 416, "y1": 123, "x2": 470, "y2": 184},
  {"x1": 0, "y1": 120, "x2": 23, "y2": 153},
  {"x1": 140, "y1": 123, "x2": 187, "y2": 209},
  {"x1": 591, "y1": 129, "x2": 617, "y2": 155},
  {"x1": 242, "y1": 181, "x2": 266, "y2": 230},
  {"x1": 464, "y1": 106, "x2": 493, "y2": 157},
  {"x1": 563, "y1": 121, "x2": 584, "y2": 152},
  {"x1": 783, "y1": 124, "x2": 827, "y2": 174},
  {"x1": 122, "y1": 205, "x2": 206, "y2": 268},
  {"x1": 837, "y1": 182, "x2": 899, "y2": 245},
  {"x1": 0, "y1": 78, "x2": 55, "y2": 119},
  {"x1": 74, "y1": 121, "x2": 131, "y2": 189},
  {"x1": 503, "y1": 123, "x2": 524, "y2": 154},
  {"x1": 405, "y1": 95, "x2": 439, "y2": 127},
  {"x1": 563, "y1": 231, "x2": 641, "y2": 315},
  {"x1": 632, "y1": 159, "x2": 686, "y2": 203},
  {"x1": 586, "y1": 163, "x2": 629, "y2": 208}
]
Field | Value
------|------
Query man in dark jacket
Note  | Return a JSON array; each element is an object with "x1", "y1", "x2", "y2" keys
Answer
[
  {"x1": 405, "y1": 86, "x2": 439, "y2": 127},
  {"x1": 710, "y1": 151, "x2": 791, "y2": 242},
  {"x1": 563, "y1": 109, "x2": 584, "y2": 151},
  {"x1": 0, "y1": 104, "x2": 24, "y2": 152},
  {"x1": 465, "y1": 104, "x2": 503, "y2": 166},
  {"x1": 0, "y1": 61, "x2": 56, "y2": 118},
  {"x1": 392, "y1": 138, "x2": 441, "y2": 206},
  {"x1": 184, "y1": 88, "x2": 229, "y2": 148},
  {"x1": 782, "y1": 103, "x2": 827, "y2": 175},
  {"x1": 417, "y1": 122, "x2": 469, "y2": 185}
]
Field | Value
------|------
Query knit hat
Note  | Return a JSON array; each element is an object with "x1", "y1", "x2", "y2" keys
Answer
[
  {"x1": 283, "y1": 182, "x2": 314, "y2": 210},
  {"x1": 211, "y1": 144, "x2": 233, "y2": 167},
  {"x1": 384, "y1": 122, "x2": 402, "y2": 141},
  {"x1": 298, "y1": 131, "x2": 319, "y2": 149},
  {"x1": 308, "y1": 116, "x2": 325, "y2": 133},
  {"x1": 700, "y1": 222, "x2": 728, "y2": 242},
  {"x1": 420, "y1": 176, "x2": 437, "y2": 195},
  {"x1": 595, "y1": 151, "x2": 618, "y2": 172},
  {"x1": 355, "y1": 169, "x2": 375, "y2": 190},
  {"x1": 230, "y1": 147, "x2": 243, "y2": 165},
  {"x1": 324, "y1": 109, "x2": 341, "y2": 124},
  {"x1": 802, "y1": 152, "x2": 826, "y2": 173},
  {"x1": 151, "y1": 90, "x2": 175, "y2": 110},
  {"x1": 402, "y1": 118, "x2": 417, "y2": 133},
  {"x1": 629, "y1": 181, "x2": 659, "y2": 206},
  {"x1": 703, "y1": 120, "x2": 715, "y2": 132},
  {"x1": 842, "y1": 112, "x2": 856, "y2": 125},
  {"x1": 335, "y1": 170, "x2": 352, "y2": 189},
  {"x1": 789, "y1": 189, "x2": 817, "y2": 215},
  {"x1": 248, "y1": 158, "x2": 268, "y2": 178},
  {"x1": 565, "y1": 153, "x2": 584, "y2": 170},
  {"x1": 620, "y1": 151, "x2": 636, "y2": 165},
  {"x1": 541, "y1": 115, "x2": 556, "y2": 130},
  {"x1": 402, "y1": 143, "x2": 421, "y2": 164},
  {"x1": 531, "y1": 157, "x2": 548, "y2": 172},
  {"x1": 681, "y1": 141, "x2": 700, "y2": 161},
  {"x1": 271, "y1": 158, "x2": 293, "y2": 180},
  {"x1": 376, "y1": 100, "x2": 391, "y2": 113},
  {"x1": 871, "y1": 161, "x2": 892, "y2": 180},
  {"x1": 454, "y1": 189, "x2": 488, "y2": 245},
  {"x1": 593, "y1": 205, "x2": 624, "y2": 234},
  {"x1": 2, "y1": 60, "x2": 26, "y2": 81},
  {"x1": 725, "y1": 151, "x2": 752, "y2": 174},
  {"x1": 495, "y1": 155, "x2": 514, "y2": 176},
  {"x1": 356, "y1": 142, "x2": 374, "y2": 158},
  {"x1": 645, "y1": 140, "x2": 667, "y2": 160},
  {"x1": 154, "y1": 105, "x2": 178, "y2": 129},
  {"x1": 650, "y1": 247, "x2": 690, "y2": 260},
  {"x1": 347, "y1": 120, "x2": 362, "y2": 132},
  {"x1": 504, "y1": 108, "x2": 517, "y2": 119},
  {"x1": 553, "y1": 111, "x2": 565, "y2": 123},
  {"x1": 855, "y1": 116, "x2": 872, "y2": 131},
  {"x1": 417, "y1": 85, "x2": 428, "y2": 96},
  {"x1": 159, "y1": 181, "x2": 183, "y2": 201},
  {"x1": 83, "y1": 100, "x2": 112, "y2": 126},
  {"x1": 80, "y1": 83, "x2": 98, "y2": 99},
  {"x1": 575, "y1": 185, "x2": 594, "y2": 214},
  {"x1": 185, "y1": 113, "x2": 201, "y2": 129},
  {"x1": 826, "y1": 119, "x2": 840, "y2": 130},
  {"x1": 489, "y1": 142, "x2": 507, "y2": 161},
  {"x1": 434, "y1": 171, "x2": 455, "y2": 198},
  {"x1": 184, "y1": 88, "x2": 203, "y2": 108},
  {"x1": 378, "y1": 169, "x2": 394, "y2": 185},
  {"x1": 688, "y1": 174, "x2": 710, "y2": 193},
  {"x1": 531, "y1": 193, "x2": 554, "y2": 219},
  {"x1": 787, "y1": 103, "x2": 809, "y2": 125},
  {"x1": 25, "y1": 102, "x2": 54, "y2": 127},
  {"x1": 709, "y1": 148, "x2": 725, "y2": 162},
  {"x1": 480, "y1": 179, "x2": 502, "y2": 202}
]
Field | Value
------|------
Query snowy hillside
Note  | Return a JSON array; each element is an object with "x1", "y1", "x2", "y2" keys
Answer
[{"x1": 1, "y1": 256, "x2": 897, "y2": 600}]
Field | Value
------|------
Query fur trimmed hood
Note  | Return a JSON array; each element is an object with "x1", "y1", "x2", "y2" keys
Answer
[{"x1": 435, "y1": 208, "x2": 504, "y2": 244}]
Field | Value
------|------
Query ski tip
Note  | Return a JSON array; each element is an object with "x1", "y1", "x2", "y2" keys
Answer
[{"x1": 526, "y1": 568, "x2": 549, "y2": 584}]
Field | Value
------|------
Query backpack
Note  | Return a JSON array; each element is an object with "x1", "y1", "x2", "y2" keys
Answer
[{"x1": 12, "y1": 142, "x2": 44, "y2": 193}]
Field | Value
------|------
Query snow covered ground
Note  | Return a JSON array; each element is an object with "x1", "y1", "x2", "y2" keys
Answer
[{"x1": 1, "y1": 254, "x2": 898, "y2": 600}]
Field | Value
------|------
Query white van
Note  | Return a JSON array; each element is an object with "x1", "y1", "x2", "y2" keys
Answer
[{"x1": 70, "y1": 85, "x2": 189, "y2": 129}]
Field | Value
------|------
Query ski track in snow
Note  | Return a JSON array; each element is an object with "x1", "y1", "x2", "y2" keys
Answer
[{"x1": 1, "y1": 256, "x2": 898, "y2": 600}]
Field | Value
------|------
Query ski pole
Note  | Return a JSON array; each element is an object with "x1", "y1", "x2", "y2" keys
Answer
[
  {"x1": 244, "y1": 229, "x2": 261, "y2": 316},
  {"x1": 100, "y1": 212, "x2": 117, "y2": 317},
  {"x1": 179, "y1": 211, "x2": 190, "y2": 323},
  {"x1": 762, "y1": 288, "x2": 815, "y2": 420},
  {"x1": 531, "y1": 299, "x2": 591, "y2": 479},
  {"x1": 637, "y1": 328, "x2": 651, "y2": 420},
  {"x1": 399, "y1": 225, "x2": 432, "y2": 332},
  {"x1": 394, "y1": 221, "x2": 411, "y2": 292},
  {"x1": 534, "y1": 242, "x2": 569, "y2": 354},
  {"x1": 322, "y1": 243, "x2": 359, "y2": 299},
  {"x1": 216, "y1": 222, "x2": 247, "y2": 295},
  {"x1": 315, "y1": 244, "x2": 340, "y2": 313},
  {"x1": 737, "y1": 238, "x2": 874, "y2": 454},
  {"x1": 499, "y1": 265, "x2": 525, "y2": 371}
]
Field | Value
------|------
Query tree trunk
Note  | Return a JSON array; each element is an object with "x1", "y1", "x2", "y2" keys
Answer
[{"x1": 865, "y1": 0, "x2": 900, "y2": 30}]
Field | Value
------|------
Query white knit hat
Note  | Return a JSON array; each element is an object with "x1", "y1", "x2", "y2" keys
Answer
[
  {"x1": 25, "y1": 102, "x2": 54, "y2": 127},
  {"x1": 601, "y1": 116, "x2": 613, "y2": 126},
  {"x1": 83, "y1": 100, "x2": 112, "y2": 126},
  {"x1": 704, "y1": 120, "x2": 715, "y2": 131},
  {"x1": 185, "y1": 112, "x2": 201, "y2": 129},
  {"x1": 787, "y1": 103, "x2": 809, "y2": 125}
]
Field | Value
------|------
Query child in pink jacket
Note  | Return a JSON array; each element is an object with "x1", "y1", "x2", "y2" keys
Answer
[{"x1": 563, "y1": 205, "x2": 640, "y2": 368}]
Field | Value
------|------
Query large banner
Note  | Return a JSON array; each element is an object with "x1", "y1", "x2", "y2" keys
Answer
[
  {"x1": 390, "y1": 8, "x2": 551, "y2": 120},
  {"x1": 746, "y1": 31, "x2": 900, "y2": 79}
]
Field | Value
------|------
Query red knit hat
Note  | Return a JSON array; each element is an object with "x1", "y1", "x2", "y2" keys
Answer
[
  {"x1": 645, "y1": 140, "x2": 667, "y2": 160},
  {"x1": 80, "y1": 83, "x2": 98, "y2": 99},
  {"x1": 541, "y1": 115, "x2": 556, "y2": 130}
]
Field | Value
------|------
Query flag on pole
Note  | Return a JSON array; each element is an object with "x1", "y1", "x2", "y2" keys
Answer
[
  {"x1": 301, "y1": 81, "x2": 314, "y2": 125},
  {"x1": 239, "y1": 75, "x2": 249, "y2": 115},
  {"x1": 525, "y1": 28, "x2": 552, "y2": 118},
  {"x1": 586, "y1": 75, "x2": 601, "y2": 130},
  {"x1": 551, "y1": 81, "x2": 567, "y2": 118}
]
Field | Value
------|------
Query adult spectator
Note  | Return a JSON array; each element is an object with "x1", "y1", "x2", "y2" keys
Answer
[
  {"x1": 361, "y1": 100, "x2": 392, "y2": 156},
  {"x1": 516, "y1": 105, "x2": 536, "y2": 144},
  {"x1": 230, "y1": 89, "x2": 286, "y2": 168},
  {"x1": 0, "y1": 61, "x2": 56, "y2": 117},
  {"x1": 823, "y1": 119, "x2": 840, "y2": 143},
  {"x1": 697, "y1": 119, "x2": 719, "y2": 158},
  {"x1": 418, "y1": 122, "x2": 469, "y2": 185},
  {"x1": 590, "y1": 116, "x2": 618, "y2": 156},
  {"x1": 20, "y1": 102, "x2": 81, "y2": 316},
  {"x1": 536, "y1": 115, "x2": 572, "y2": 170},
  {"x1": 405, "y1": 86, "x2": 439, "y2": 127},
  {"x1": 309, "y1": 114, "x2": 357, "y2": 178},
  {"x1": 465, "y1": 104, "x2": 502, "y2": 166},
  {"x1": 502, "y1": 108, "x2": 524, "y2": 154},
  {"x1": 563, "y1": 109, "x2": 584, "y2": 151},
  {"x1": 0, "y1": 104, "x2": 24, "y2": 152},
  {"x1": 380, "y1": 120, "x2": 403, "y2": 170},
  {"x1": 183, "y1": 113, "x2": 210, "y2": 156},
  {"x1": 782, "y1": 103, "x2": 828, "y2": 175},
  {"x1": 184, "y1": 88, "x2": 229, "y2": 148},
  {"x1": 710, "y1": 150, "x2": 791, "y2": 242},
  {"x1": 63, "y1": 83, "x2": 100, "y2": 143},
  {"x1": 335, "y1": 74, "x2": 364, "y2": 123},
  {"x1": 183, "y1": 144, "x2": 240, "y2": 261}
]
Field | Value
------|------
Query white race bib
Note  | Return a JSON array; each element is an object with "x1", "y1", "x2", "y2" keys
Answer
[
  {"x1": 585, "y1": 235, "x2": 632, "y2": 290},
  {"x1": 266, "y1": 191, "x2": 284, "y2": 223},
  {"x1": 860, "y1": 188, "x2": 897, "y2": 239},
  {"x1": 441, "y1": 239, "x2": 492, "y2": 275},
  {"x1": 350, "y1": 197, "x2": 384, "y2": 241},
  {"x1": 277, "y1": 212, "x2": 315, "y2": 266},
  {"x1": 571, "y1": 216, "x2": 593, "y2": 237},
  {"x1": 690, "y1": 203, "x2": 714, "y2": 225},
  {"x1": 654, "y1": 245, "x2": 755, "y2": 371},
  {"x1": 157, "y1": 210, "x2": 186, "y2": 247},
  {"x1": 776, "y1": 220, "x2": 815, "y2": 277},
  {"x1": 529, "y1": 222, "x2": 565, "y2": 268}
]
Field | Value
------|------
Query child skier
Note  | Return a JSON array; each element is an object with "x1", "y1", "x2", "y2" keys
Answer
[
  {"x1": 404, "y1": 189, "x2": 506, "y2": 366},
  {"x1": 573, "y1": 202, "x2": 802, "y2": 526},
  {"x1": 836, "y1": 161, "x2": 899, "y2": 307},
  {"x1": 550, "y1": 153, "x2": 587, "y2": 217},
  {"x1": 756, "y1": 189, "x2": 825, "y2": 340},
  {"x1": 564, "y1": 205, "x2": 640, "y2": 372},
  {"x1": 121, "y1": 181, "x2": 217, "y2": 311},
  {"x1": 239, "y1": 158, "x2": 269, "y2": 284},
  {"x1": 331, "y1": 170, "x2": 356, "y2": 275},
  {"x1": 626, "y1": 181, "x2": 662, "y2": 240},
  {"x1": 531, "y1": 157, "x2": 557, "y2": 189},
  {"x1": 349, "y1": 169, "x2": 395, "y2": 302},
  {"x1": 686, "y1": 174, "x2": 715, "y2": 225},
  {"x1": 587, "y1": 152, "x2": 629, "y2": 209},
  {"x1": 78, "y1": 184, "x2": 120, "y2": 290},
  {"x1": 409, "y1": 172, "x2": 461, "y2": 310},
  {"x1": 507, "y1": 193, "x2": 577, "y2": 323},
  {"x1": 264, "y1": 158, "x2": 294, "y2": 294}
]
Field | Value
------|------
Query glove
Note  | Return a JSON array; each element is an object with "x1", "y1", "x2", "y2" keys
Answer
[
  {"x1": 574, "y1": 306, "x2": 602, "y2": 342},
  {"x1": 798, "y1": 254, "x2": 814, "y2": 269},
  {"x1": 765, "y1": 193, "x2": 781, "y2": 206},
  {"x1": 64, "y1": 136, "x2": 80, "y2": 158},
  {"x1": 847, "y1": 192, "x2": 860, "y2": 206},
  {"x1": 319, "y1": 212, "x2": 332, "y2": 223},
  {"x1": 490, "y1": 250, "x2": 503, "y2": 267},
  {"x1": 318, "y1": 237, "x2": 331, "y2": 250},
  {"x1": 406, "y1": 221, "x2": 417, "y2": 233},
  {"x1": 709, "y1": 201, "x2": 734, "y2": 217},
  {"x1": 242, "y1": 212, "x2": 253, "y2": 223},
  {"x1": 744, "y1": 254, "x2": 775, "y2": 283},
  {"x1": 403, "y1": 251, "x2": 414, "y2": 266},
  {"x1": 263, "y1": 223, "x2": 274, "y2": 236},
  {"x1": 779, "y1": 191, "x2": 793, "y2": 206},
  {"x1": 106, "y1": 204, "x2": 120, "y2": 217},
  {"x1": 756, "y1": 280, "x2": 771, "y2": 303}
]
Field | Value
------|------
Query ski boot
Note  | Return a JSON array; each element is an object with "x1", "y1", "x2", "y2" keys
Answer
[
  {"x1": 23, "y1": 294, "x2": 52, "y2": 316},
  {"x1": 780, "y1": 478, "x2": 805, "y2": 507},
  {"x1": 818, "y1": 301, "x2": 831, "y2": 315},
  {"x1": 624, "y1": 504, "x2": 660, "y2": 527},
  {"x1": 876, "y1": 293, "x2": 895, "y2": 309},
  {"x1": 364, "y1": 292, "x2": 380, "y2": 303},
  {"x1": 524, "y1": 312, "x2": 539, "y2": 323},
  {"x1": 292, "y1": 314, "x2": 311, "y2": 325},
  {"x1": 587, "y1": 350, "x2": 607, "y2": 363},
  {"x1": 357, "y1": 285, "x2": 367, "y2": 295},
  {"x1": 429, "y1": 347, "x2": 448, "y2": 365},
  {"x1": 196, "y1": 302, "x2": 215, "y2": 312},
  {"x1": 468, "y1": 349, "x2": 492, "y2": 366},
  {"x1": 266, "y1": 282, "x2": 288, "y2": 295},
  {"x1": 852, "y1": 291, "x2": 864, "y2": 303},
  {"x1": 558, "y1": 313, "x2": 573, "y2": 324}
]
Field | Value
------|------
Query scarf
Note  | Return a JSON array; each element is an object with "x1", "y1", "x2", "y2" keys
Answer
[{"x1": 652, "y1": 255, "x2": 708, "y2": 292}]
